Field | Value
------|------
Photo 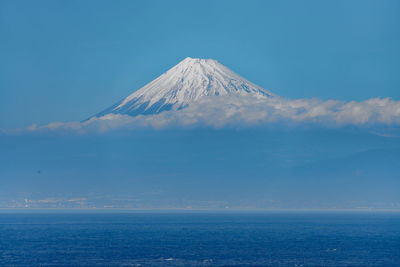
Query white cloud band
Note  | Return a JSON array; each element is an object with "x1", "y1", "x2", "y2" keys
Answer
[{"x1": 21, "y1": 96, "x2": 400, "y2": 133}]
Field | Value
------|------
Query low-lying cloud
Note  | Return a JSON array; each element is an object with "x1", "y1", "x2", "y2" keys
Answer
[{"x1": 15, "y1": 96, "x2": 400, "y2": 133}]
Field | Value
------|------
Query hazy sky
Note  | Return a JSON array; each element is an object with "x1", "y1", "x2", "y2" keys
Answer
[
  {"x1": 1, "y1": 0, "x2": 400, "y2": 128},
  {"x1": 1, "y1": 1, "x2": 400, "y2": 209}
]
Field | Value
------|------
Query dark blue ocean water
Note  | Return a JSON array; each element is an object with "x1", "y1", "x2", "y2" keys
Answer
[{"x1": 0, "y1": 212, "x2": 399, "y2": 266}]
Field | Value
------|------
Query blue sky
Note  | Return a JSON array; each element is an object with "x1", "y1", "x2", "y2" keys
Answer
[
  {"x1": 1, "y1": 0, "x2": 400, "y2": 128},
  {"x1": 1, "y1": 1, "x2": 400, "y2": 209}
]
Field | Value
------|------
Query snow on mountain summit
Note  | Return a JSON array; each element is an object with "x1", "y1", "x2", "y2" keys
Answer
[{"x1": 94, "y1": 57, "x2": 274, "y2": 118}]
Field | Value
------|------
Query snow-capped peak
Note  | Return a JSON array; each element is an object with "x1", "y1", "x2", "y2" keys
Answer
[{"x1": 94, "y1": 57, "x2": 274, "y2": 117}]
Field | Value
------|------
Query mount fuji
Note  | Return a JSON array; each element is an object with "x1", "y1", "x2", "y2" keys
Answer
[
  {"x1": 93, "y1": 57, "x2": 274, "y2": 118},
  {"x1": 81, "y1": 57, "x2": 399, "y2": 128}
]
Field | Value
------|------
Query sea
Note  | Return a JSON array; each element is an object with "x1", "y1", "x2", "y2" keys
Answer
[{"x1": 0, "y1": 211, "x2": 399, "y2": 266}]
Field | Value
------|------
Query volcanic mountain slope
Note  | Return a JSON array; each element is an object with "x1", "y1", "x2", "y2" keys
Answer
[{"x1": 94, "y1": 57, "x2": 274, "y2": 118}]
